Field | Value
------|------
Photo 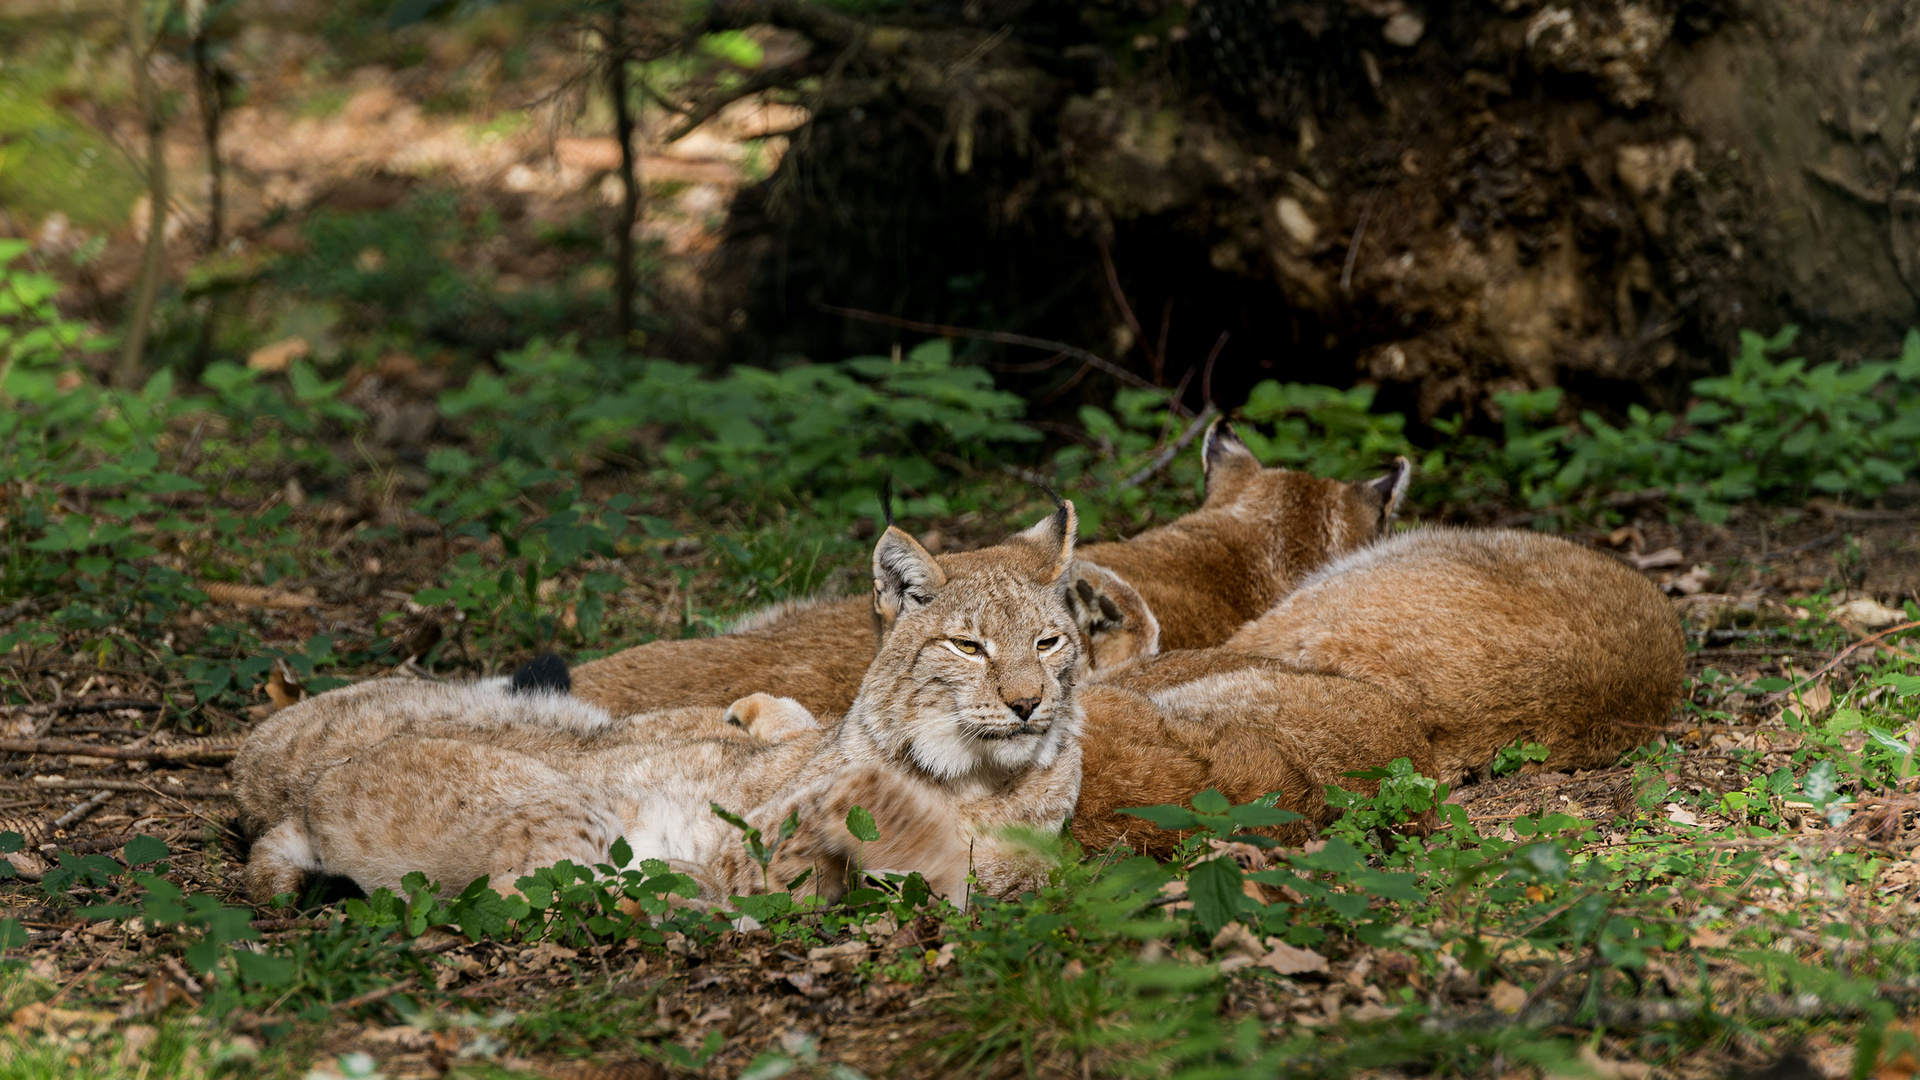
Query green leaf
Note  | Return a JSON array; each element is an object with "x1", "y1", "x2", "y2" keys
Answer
[
  {"x1": 845, "y1": 805, "x2": 880, "y2": 843},
  {"x1": 1187, "y1": 856, "x2": 1245, "y2": 936},
  {"x1": 608, "y1": 836, "x2": 634, "y2": 869},
  {"x1": 0, "y1": 832, "x2": 22, "y2": 855},
  {"x1": 1117, "y1": 804, "x2": 1201, "y2": 831},
  {"x1": 0, "y1": 919, "x2": 26, "y2": 949},
  {"x1": 1189, "y1": 789, "x2": 1231, "y2": 815},
  {"x1": 123, "y1": 835, "x2": 169, "y2": 866}
]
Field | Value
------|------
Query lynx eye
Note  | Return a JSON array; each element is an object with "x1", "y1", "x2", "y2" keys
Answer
[
  {"x1": 1035, "y1": 635, "x2": 1062, "y2": 652},
  {"x1": 949, "y1": 638, "x2": 983, "y2": 656}
]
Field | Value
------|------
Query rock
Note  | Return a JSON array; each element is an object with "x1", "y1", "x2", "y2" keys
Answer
[
  {"x1": 1383, "y1": 11, "x2": 1425, "y2": 47},
  {"x1": 1276, "y1": 197, "x2": 1318, "y2": 246}
]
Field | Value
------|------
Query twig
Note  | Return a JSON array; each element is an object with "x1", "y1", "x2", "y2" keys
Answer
[
  {"x1": 198, "y1": 581, "x2": 321, "y2": 609},
  {"x1": 332, "y1": 976, "x2": 418, "y2": 1012},
  {"x1": 1200, "y1": 331, "x2": 1228, "y2": 405},
  {"x1": 1118, "y1": 404, "x2": 1221, "y2": 490},
  {"x1": 818, "y1": 305, "x2": 1178, "y2": 409},
  {"x1": 1340, "y1": 188, "x2": 1378, "y2": 294},
  {"x1": 0, "y1": 738, "x2": 239, "y2": 763},
  {"x1": 1762, "y1": 620, "x2": 1920, "y2": 702},
  {"x1": 49, "y1": 700, "x2": 164, "y2": 717},
  {"x1": 1096, "y1": 234, "x2": 1160, "y2": 383},
  {"x1": 664, "y1": 62, "x2": 813, "y2": 142},
  {"x1": 10, "y1": 778, "x2": 234, "y2": 798},
  {"x1": 51, "y1": 790, "x2": 115, "y2": 831},
  {"x1": 1756, "y1": 533, "x2": 1842, "y2": 560}
]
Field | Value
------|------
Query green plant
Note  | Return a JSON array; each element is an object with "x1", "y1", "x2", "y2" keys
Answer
[{"x1": 1491, "y1": 740, "x2": 1552, "y2": 777}]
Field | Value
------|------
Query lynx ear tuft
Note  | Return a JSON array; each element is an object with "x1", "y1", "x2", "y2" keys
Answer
[
  {"x1": 873, "y1": 526, "x2": 947, "y2": 622},
  {"x1": 508, "y1": 653, "x2": 571, "y2": 695},
  {"x1": 1368, "y1": 456, "x2": 1413, "y2": 534},
  {"x1": 1011, "y1": 499, "x2": 1076, "y2": 583},
  {"x1": 1201, "y1": 420, "x2": 1260, "y2": 504}
]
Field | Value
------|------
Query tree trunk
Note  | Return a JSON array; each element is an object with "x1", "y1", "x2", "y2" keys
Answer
[
  {"x1": 606, "y1": 9, "x2": 641, "y2": 349},
  {"x1": 115, "y1": 0, "x2": 166, "y2": 390}
]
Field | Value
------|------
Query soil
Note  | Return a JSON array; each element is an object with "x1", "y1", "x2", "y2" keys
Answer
[{"x1": 3, "y1": 493, "x2": 1918, "y2": 1077}]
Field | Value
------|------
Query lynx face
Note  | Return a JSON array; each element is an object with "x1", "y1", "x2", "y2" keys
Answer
[{"x1": 857, "y1": 503, "x2": 1085, "y2": 781}]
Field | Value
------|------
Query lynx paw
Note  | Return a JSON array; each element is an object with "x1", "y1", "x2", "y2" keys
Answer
[{"x1": 723, "y1": 694, "x2": 820, "y2": 743}]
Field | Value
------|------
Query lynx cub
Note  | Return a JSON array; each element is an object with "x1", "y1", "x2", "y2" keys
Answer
[
  {"x1": 1226, "y1": 527, "x2": 1687, "y2": 783},
  {"x1": 233, "y1": 504, "x2": 1090, "y2": 906},
  {"x1": 567, "y1": 422, "x2": 1407, "y2": 719}
]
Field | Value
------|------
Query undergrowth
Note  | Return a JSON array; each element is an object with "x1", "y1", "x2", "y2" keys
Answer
[{"x1": 5, "y1": 235, "x2": 1920, "y2": 1078}]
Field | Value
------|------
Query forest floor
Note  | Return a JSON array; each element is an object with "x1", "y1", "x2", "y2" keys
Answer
[{"x1": 3, "y1": 470, "x2": 1920, "y2": 1079}]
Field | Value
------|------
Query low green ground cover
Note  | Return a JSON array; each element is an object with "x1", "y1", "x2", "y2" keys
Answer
[{"x1": 3, "y1": 237, "x2": 1920, "y2": 1078}]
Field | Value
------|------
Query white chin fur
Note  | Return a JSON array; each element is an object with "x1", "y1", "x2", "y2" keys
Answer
[{"x1": 905, "y1": 714, "x2": 1062, "y2": 779}]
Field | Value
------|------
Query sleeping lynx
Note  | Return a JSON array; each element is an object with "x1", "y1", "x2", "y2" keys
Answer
[
  {"x1": 567, "y1": 423, "x2": 1407, "y2": 720},
  {"x1": 1226, "y1": 527, "x2": 1687, "y2": 783},
  {"x1": 232, "y1": 503, "x2": 1090, "y2": 906}
]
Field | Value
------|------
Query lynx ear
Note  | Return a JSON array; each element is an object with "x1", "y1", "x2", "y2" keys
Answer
[
  {"x1": 1010, "y1": 499, "x2": 1076, "y2": 584},
  {"x1": 873, "y1": 526, "x2": 947, "y2": 623},
  {"x1": 1368, "y1": 456, "x2": 1413, "y2": 535},
  {"x1": 1202, "y1": 420, "x2": 1260, "y2": 505}
]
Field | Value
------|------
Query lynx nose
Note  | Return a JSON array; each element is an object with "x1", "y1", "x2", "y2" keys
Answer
[{"x1": 1005, "y1": 697, "x2": 1040, "y2": 721}]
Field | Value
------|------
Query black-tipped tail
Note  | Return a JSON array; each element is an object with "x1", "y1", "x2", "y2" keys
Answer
[{"x1": 508, "y1": 653, "x2": 571, "y2": 695}]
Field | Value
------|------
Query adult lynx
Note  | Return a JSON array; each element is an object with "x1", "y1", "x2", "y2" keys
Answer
[
  {"x1": 1227, "y1": 527, "x2": 1686, "y2": 783},
  {"x1": 233, "y1": 504, "x2": 1090, "y2": 906},
  {"x1": 568, "y1": 423, "x2": 1408, "y2": 719}
]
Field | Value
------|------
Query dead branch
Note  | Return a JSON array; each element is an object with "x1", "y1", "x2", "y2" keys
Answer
[
  {"x1": 818, "y1": 305, "x2": 1178, "y2": 409},
  {"x1": 1764, "y1": 620, "x2": 1920, "y2": 702},
  {"x1": 198, "y1": 582, "x2": 322, "y2": 609},
  {"x1": 664, "y1": 60, "x2": 815, "y2": 143},
  {"x1": 1119, "y1": 403, "x2": 1221, "y2": 490},
  {"x1": 0, "y1": 738, "x2": 240, "y2": 763}
]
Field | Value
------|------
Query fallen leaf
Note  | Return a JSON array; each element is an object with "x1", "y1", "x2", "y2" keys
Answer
[
  {"x1": 806, "y1": 940, "x2": 866, "y2": 974},
  {"x1": 1210, "y1": 922, "x2": 1265, "y2": 960},
  {"x1": 1628, "y1": 546, "x2": 1685, "y2": 569},
  {"x1": 1256, "y1": 939, "x2": 1329, "y2": 976},
  {"x1": 1688, "y1": 929, "x2": 1731, "y2": 949},
  {"x1": 1834, "y1": 597, "x2": 1907, "y2": 629},
  {"x1": 1665, "y1": 803, "x2": 1700, "y2": 827},
  {"x1": 1347, "y1": 1002, "x2": 1401, "y2": 1022},
  {"x1": 246, "y1": 337, "x2": 310, "y2": 373},
  {"x1": 1488, "y1": 980, "x2": 1528, "y2": 1014},
  {"x1": 1663, "y1": 564, "x2": 1713, "y2": 596}
]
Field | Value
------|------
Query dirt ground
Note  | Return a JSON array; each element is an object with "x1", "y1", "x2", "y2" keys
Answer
[{"x1": 3, "y1": 495, "x2": 1918, "y2": 1077}]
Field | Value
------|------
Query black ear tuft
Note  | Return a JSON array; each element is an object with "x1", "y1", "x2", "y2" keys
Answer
[
  {"x1": 1368, "y1": 456, "x2": 1413, "y2": 533},
  {"x1": 877, "y1": 475, "x2": 896, "y2": 530},
  {"x1": 508, "y1": 653, "x2": 571, "y2": 695}
]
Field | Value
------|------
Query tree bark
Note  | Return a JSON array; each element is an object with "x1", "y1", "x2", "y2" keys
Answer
[
  {"x1": 115, "y1": 0, "x2": 167, "y2": 390},
  {"x1": 606, "y1": 9, "x2": 641, "y2": 349}
]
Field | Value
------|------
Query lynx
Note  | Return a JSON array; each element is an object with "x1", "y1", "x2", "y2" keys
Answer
[
  {"x1": 568, "y1": 422, "x2": 1408, "y2": 719},
  {"x1": 1226, "y1": 527, "x2": 1687, "y2": 784},
  {"x1": 733, "y1": 646, "x2": 1435, "y2": 860},
  {"x1": 233, "y1": 504, "x2": 1089, "y2": 907}
]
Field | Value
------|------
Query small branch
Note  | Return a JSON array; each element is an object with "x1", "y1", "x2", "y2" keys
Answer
[
  {"x1": 664, "y1": 62, "x2": 813, "y2": 143},
  {"x1": 51, "y1": 790, "x2": 116, "y2": 831},
  {"x1": 12, "y1": 778, "x2": 235, "y2": 797},
  {"x1": 1200, "y1": 331, "x2": 1229, "y2": 405},
  {"x1": 1096, "y1": 234, "x2": 1160, "y2": 382},
  {"x1": 1118, "y1": 403, "x2": 1221, "y2": 490},
  {"x1": 818, "y1": 305, "x2": 1179, "y2": 409},
  {"x1": 1763, "y1": 620, "x2": 1920, "y2": 702},
  {"x1": 332, "y1": 977, "x2": 418, "y2": 1012},
  {"x1": 0, "y1": 738, "x2": 240, "y2": 763}
]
